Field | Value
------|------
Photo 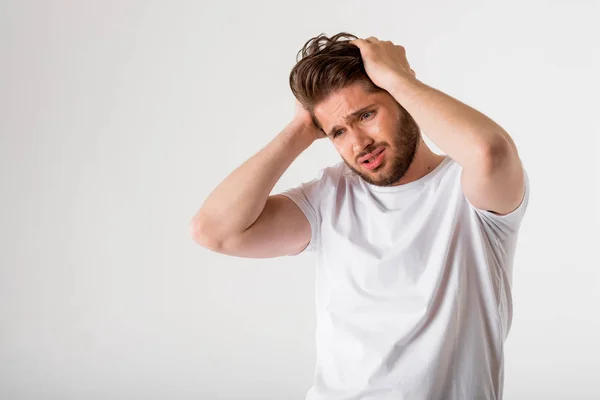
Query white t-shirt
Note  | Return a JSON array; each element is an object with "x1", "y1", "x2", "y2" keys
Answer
[{"x1": 280, "y1": 155, "x2": 530, "y2": 400}]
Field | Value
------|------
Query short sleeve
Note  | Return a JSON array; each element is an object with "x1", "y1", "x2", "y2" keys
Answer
[
  {"x1": 465, "y1": 166, "x2": 531, "y2": 243},
  {"x1": 278, "y1": 169, "x2": 326, "y2": 255}
]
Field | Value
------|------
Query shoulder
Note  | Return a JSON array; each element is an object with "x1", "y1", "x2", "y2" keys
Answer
[{"x1": 316, "y1": 160, "x2": 349, "y2": 185}]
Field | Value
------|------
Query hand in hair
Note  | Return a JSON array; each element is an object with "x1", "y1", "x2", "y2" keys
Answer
[
  {"x1": 349, "y1": 36, "x2": 417, "y2": 92},
  {"x1": 293, "y1": 100, "x2": 326, "y2": 141}
]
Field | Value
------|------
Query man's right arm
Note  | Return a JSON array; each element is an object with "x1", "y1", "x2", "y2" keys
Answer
[{"x1": 190, "y1": 108, "x2": 324, "y2": 258}]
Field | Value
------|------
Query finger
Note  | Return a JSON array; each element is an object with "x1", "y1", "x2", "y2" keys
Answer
[
  {"x1": 365, "y1": 36, "x2": 379, "y2": 43},
  {"x1": 349, "y1": 38, "x2": 366, "y2": 49}
]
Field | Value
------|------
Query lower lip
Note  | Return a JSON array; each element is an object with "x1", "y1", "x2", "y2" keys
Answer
[{"x1": 362, "y1": 149, "x2": 385, "y2": 170}]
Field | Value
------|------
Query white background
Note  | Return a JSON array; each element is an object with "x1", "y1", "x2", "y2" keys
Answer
[{"x1": 1, "y1": 1, "x2": 599, "y2": 399}]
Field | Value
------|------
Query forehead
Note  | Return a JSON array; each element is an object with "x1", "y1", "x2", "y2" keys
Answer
[{"x1": 314, "y1": 83, "x2": 378, "y2": 121}]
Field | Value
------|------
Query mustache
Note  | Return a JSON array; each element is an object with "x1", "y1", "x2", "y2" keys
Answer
[{"x1": 356, "y1": 144, "x2": 386, "y2": 162}]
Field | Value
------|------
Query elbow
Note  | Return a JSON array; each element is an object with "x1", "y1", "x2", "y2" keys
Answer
[
  {"x1": 189, "y1": 217, "x2": 222, "y2": 250},
  {"x1": 476, "y1": 133, "x2": 517, "y2": 173}
]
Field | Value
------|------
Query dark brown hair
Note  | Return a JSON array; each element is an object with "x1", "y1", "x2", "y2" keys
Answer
[{"x1": 289, "y1": 32, "x2": 384, "y2": 129}]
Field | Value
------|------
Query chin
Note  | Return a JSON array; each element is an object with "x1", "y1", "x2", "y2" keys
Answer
[{"x1": 345, "y1": 162, "x2": 388, "y2": 186}]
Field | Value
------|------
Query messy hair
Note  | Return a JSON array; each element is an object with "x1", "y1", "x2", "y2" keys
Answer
[{"x1": 289, "y1": 32, "x2": 384, "y2": 129}]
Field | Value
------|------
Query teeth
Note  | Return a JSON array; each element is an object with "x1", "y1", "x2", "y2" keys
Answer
[{"x1": 368, "y1": 157, "x2": 376, "y2": 163}]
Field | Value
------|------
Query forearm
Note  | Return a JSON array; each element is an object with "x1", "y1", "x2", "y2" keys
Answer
[
  {"x1": 388, "y1": 76, "x2": 515, "y2": 170},
  {"x1": 190, "y1": 121, "x2": 315, "y2": 245}
]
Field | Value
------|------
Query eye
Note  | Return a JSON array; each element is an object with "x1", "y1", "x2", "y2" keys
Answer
[
  {"x1": 361, "y1": 111, "x2": 375, "y2": 120},
  {"x1": 333, "y1": 129, "x2": 344, "y2": 138}
]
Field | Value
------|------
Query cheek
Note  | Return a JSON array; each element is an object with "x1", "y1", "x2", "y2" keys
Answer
[{"x1": 364, "y1": 121, "x2": 386, "y2": 137}]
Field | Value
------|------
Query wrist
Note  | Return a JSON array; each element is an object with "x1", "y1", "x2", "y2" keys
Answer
[
  {"x1": 287, "y1": 118, "x2": 322, "y2": 143},
  {"x1": 388, "y1": 73, "x2": 424, "y2": 103},
  {"x1": 281, "y1": 120, "x2": 318, "y2": 148}
]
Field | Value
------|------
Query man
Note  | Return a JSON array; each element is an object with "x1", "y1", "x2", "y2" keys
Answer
[{"x1": 190, "y1": 32, "x2": 530, "y2": 400}]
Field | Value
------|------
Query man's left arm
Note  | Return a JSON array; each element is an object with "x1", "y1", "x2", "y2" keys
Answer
[
  {"x1": 388, "y1": 77, "x2": 525, "y2": 216},
  {"x1": 349, "y1": 36, "x2": 525, "y2": 216}
]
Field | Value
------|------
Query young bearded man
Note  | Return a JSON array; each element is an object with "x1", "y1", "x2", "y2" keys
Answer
[{"x1": 191, "y1": 32, "x2": 530, "y2": 400}]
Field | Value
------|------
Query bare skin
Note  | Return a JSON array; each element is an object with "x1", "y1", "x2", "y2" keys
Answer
[
  {"x1": 189, "y1": 100, "x2": 324, "y2": 257},
  {"x1": 313, "y1": 82, "x2": 447, "y2": 187}
]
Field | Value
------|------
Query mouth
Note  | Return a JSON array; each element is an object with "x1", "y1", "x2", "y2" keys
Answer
[{"x1": 360, "y1": 147, "x2": 386, "y2": 170}]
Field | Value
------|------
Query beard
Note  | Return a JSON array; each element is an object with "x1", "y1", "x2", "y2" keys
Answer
[{"x1": 343, "y1": 104, "x2": 421, "y2": 187}]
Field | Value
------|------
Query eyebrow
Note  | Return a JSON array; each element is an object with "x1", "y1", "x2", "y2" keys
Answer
[{"x1": 326, "y1": 103, "x2": 378, "y2": 137}]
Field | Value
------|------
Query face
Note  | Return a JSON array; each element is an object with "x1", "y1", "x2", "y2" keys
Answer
[{"x1": 313, "y1": 82, "x2": 421, "y2": 186}]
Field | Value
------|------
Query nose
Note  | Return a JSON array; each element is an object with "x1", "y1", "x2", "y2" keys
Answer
[{"x1": 350, "y1": 128, "x2": 374, "y2": 155}]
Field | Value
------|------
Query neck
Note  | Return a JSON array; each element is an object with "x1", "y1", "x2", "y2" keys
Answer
[{"x1": 393, "y1": 141, "x2": 446, "y2": 186}]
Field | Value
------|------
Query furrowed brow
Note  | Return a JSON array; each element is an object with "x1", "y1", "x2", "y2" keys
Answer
[{"x1": 326, "y1": 103, "x2": 377, "y2": 137}]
